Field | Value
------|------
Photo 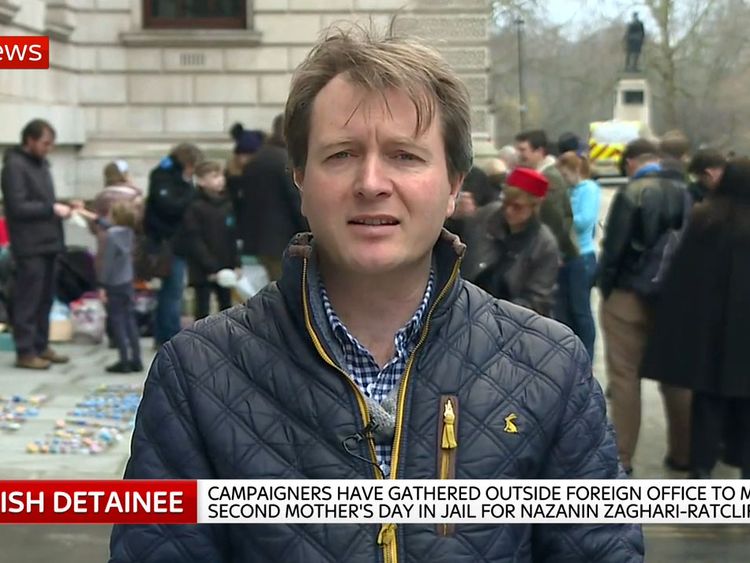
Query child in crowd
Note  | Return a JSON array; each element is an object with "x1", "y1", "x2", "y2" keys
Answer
[
  {"x1": 179, "y1": 160, "x2": 240, "y2": 320},
  {"x1": 77, "y1": 201, "x2": 142, "y2": 373}
]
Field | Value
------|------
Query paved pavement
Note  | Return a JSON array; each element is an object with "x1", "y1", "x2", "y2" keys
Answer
[{"x1": 0, "y1": 189, "x2": 748, "y2": 561}]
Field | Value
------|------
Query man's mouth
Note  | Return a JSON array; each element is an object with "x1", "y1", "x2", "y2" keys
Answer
[{"x1": 348, "y1": 216, "x2": 399, "y2": 226}]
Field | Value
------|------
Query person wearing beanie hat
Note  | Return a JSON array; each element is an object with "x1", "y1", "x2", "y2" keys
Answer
[
  {"x1": 234, "y1": 115, "x2": 306, "y2": 281},
  {"x1": 226, "y1": 125, "x2": 266, "y2": 226},
  {"x1": 462, "y1": 167, "x2": 560, "y2": 315},
  {"x1": 234, "y1": 129, "x2": 264, "y2": 155},
  {"x1": 558, "y1": 132, "x2": 583, "y2": 156}
]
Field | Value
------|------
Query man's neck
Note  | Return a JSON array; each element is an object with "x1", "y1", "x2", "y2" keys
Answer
[{"x1": 320, "y1": 256, "x2": 432, "y2": 367}]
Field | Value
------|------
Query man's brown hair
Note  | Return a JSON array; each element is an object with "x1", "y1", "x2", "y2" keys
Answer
[
  {"x1": 620, "y1": 138, "x2": 658, "y2": 176},
  {"x1": 194, "y1": 160, "x2": 222, "y2": 178},
  {"x1": 659, "y1": 130, "x2": 690, "y2": 159},
  {"x1": 171, "y1": 143, "x2": 204, "y2": 169},
  {"x1": 284, "y1": 25, "x2": 473, "y2": 182}
]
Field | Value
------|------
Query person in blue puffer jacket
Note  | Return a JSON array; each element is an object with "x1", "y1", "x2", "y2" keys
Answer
[{"x1": 555, "y1": 152, "x2": 602, "y2": 359}]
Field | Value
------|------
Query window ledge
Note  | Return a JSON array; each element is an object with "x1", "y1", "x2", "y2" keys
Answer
[{"x1": 120, "y1": 29, "x2": 262, "y2": 48}]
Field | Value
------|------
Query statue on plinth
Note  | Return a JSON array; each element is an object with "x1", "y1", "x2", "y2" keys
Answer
[{"x1": 624, "y1": 12, "x2": 645, "y2": 72}]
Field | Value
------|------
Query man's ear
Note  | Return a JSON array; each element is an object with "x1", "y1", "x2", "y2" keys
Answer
[
  {"x1": 292, "y1": 168, "x2": 304, "y2": 191},
  {"x1": 446, "y1": 174, "x2": 465, "y2": 218}
]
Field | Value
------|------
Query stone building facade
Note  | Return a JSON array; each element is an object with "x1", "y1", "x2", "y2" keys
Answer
[{"x1": 0, "y1": 0, "x2": 492, "y2": 198}]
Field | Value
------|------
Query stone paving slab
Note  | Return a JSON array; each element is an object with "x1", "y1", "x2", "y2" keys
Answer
[{"x1": 0, "y1": 340, "x2": 153, "y2": 479}]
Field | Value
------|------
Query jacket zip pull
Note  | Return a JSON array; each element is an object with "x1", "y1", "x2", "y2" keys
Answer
[
  {"x1": 441, "y1": 399, "x2": 458, "y2": 450},
  {"x1": 439, "y1": 397, "x2": 458, "y2": 537},
  {"x1": 377, "y1": 523, "x2": 398, "y2": 563}
]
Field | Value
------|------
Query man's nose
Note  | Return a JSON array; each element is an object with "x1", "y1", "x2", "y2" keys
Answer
[{"x1": 355, "y1": 153, "x2": 392, "y2": 199}]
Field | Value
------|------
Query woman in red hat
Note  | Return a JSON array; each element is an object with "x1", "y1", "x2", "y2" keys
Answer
[{"x1": 462, "y1": 167, "x2": 561, "y2": 315}]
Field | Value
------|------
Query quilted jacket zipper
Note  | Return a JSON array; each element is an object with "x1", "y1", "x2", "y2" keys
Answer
[
  {"x1": 437, "y1": 395, "x2": 458, "y2": 536},
  {"x1": 379, "y1": 256, "x2": 462, "y2": 561},
  {"x1": 301, "y1": 258, "x2": 380, "y2": 473}
]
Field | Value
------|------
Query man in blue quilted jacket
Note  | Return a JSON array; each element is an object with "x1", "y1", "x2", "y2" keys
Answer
[{"x1": 111, "y1": 27, "x2": 644, "y2": 563}]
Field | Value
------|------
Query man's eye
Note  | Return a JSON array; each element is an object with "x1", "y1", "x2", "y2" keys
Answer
[
  {"x1": 395, "y1": 152, "x2": 419, "y2": 161},
  {"x1": 330, "y1": 151, "x2": 352, "y2": 160}
]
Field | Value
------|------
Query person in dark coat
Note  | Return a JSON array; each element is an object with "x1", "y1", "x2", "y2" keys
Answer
[
  {"x1": 687, "y1": 148, "x2": 726, "y2": 204},
  {"x1": 236, "y1": 114, "x2": 306, "y2": 281},
  {"x1": 0, "y1": 119, "x2": 72, "y2": 369},
  {"x1": 462, "y1": 167, "x2": 560, "y2": 316},
  {"x1": 110, "y1": 29, "x2": 642, "y2": 562},
  {"x1": 178, "y1": 160, "x2": 239, "y2": 320},
  {"x1": 641, "y1": 158, "x2": 750, "y2": 479},
  {"x1": 143, "y1": 143, "x2": 203, "y2": 346},
  {"x1": 597, "y1": 138, "x2": 692, "y2": 474},
  {"x1": 225, "y1": 124, "x2": 264, "y2": 222},
  {"x1": 443, "y1": 166, "x2": 497, "y2": 239}
]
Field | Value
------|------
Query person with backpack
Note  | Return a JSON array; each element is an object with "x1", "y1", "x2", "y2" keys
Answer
[
  {"x1": 597, "y1": 138, "x2": 692, "y2": 475},
  {"x1": 641, "y1": 159, "x2": 750, "y2": 479}
]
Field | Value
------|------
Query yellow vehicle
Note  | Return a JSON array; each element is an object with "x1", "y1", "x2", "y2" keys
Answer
[{"x1": 588, "y1": 120, "x2": 648, "y2": 178}]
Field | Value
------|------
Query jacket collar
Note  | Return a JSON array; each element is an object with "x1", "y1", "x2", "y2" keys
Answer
[
  {"x1": 197, "y1": 187, "x2": 228, "y2": 205},
  {"x1": 632, "y1": 162, "x2": 662, "y2": 180},
  {"x1": 277, "y1": 230, "x2": 466, "y2": 366},
  {"x1": 5, "y1": 145, "x2": 47, "y2": 167}
]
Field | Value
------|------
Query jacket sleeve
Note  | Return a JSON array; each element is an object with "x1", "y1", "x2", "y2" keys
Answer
[
  {"x1": 109, "y1": 346, "x2": 228, "y2": 563},
  {"x1": 180, "y1": 205, "x2": 219, "y2": 274},
  {"x1": 100, "y1": 229, "x2": 116, "y2": 286},
  {"x1": 1, "y1": 163, "x2": 55, "y2": 220},
  {"x1": 539, "y1": 190, "x2": 569, "y2": 253},
  {"x1": 532, "y1": 337, "x2": 645, "y2": 562},
  {"x1": 597, "y1": 188, "x2": 636, "y2": 298},
  {"x1": 513, "y1": 234, "x2": 559, "y2": 315}
]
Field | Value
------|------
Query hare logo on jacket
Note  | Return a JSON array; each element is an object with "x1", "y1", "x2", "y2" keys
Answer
[
  {"x1": 0, "y1": 36, "x2": 49, "y2": 69},
  {"x1": 504, "y1": 413, "x2": 519, "y2": 434}
]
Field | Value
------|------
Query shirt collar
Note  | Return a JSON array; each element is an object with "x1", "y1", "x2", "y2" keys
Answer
[{"x1": 320, "y1": 270, "x2": 435, "y2": 359}]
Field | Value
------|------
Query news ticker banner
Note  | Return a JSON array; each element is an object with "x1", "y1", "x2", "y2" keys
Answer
[{"x1": 2, "y1": 479, "x2": 750, "y2": 525}]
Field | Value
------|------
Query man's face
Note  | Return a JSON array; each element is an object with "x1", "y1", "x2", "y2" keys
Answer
[
  {"x1": 295, "y1": 74, "x2": 463, "y2": 277},
  {"x1": 515, "y1": 141, "x2": 543, "y2": 168},
  {"x1": 25, "y1": 129, "x2": 55, "y2": 159},
  {"x1": 701, "y1": 167, "x2": 724, "y2": 191},
  {"x1": 502, "y1": 192, "x2": 536, "y2": 230},
  {"x1": 625, "y1": 158, "x2": 639, "y2": 178}
]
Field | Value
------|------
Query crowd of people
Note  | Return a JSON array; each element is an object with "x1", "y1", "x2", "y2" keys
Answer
[
  {"x1": 1, "y1": 114, "x2": 745, "y2": 485},
  {"x1": 455, "y1": 128, "x2": 746, "y2": 481},
  {"x1": 0, "y1": 116, "x2": 305, "y2": 372}
]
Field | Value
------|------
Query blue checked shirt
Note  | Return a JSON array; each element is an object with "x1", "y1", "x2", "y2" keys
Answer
[{"x1": 320, "y1": 271, "x2": 434, "y2": 477}]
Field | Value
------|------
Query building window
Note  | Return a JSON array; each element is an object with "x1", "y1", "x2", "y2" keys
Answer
[{"x1": 144, "y1": 0, "x2": 246, "y2": 29}]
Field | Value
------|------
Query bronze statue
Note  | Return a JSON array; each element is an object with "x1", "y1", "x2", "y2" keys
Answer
[{"x1": 624, "y1": 12, "x2": 645, "y2": 72}]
